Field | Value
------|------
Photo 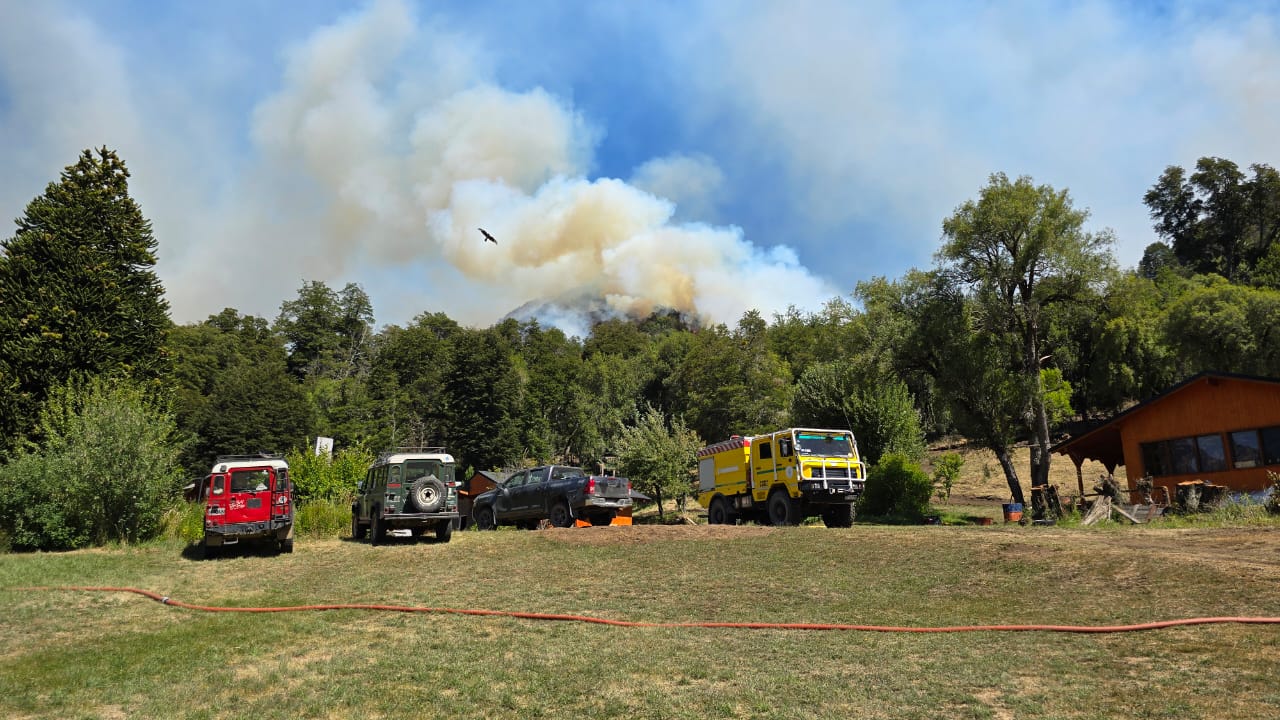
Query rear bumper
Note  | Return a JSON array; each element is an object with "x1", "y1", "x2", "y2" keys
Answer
[
  {"x1": 581, "y1": 497, "x2": 632, "y2": 509},
  {"x1": 379, "y1": 511, "x2": 461, "y2": 529},
  {"x1": 205, "y1": 517, "x2": 292, "y2": 545}
]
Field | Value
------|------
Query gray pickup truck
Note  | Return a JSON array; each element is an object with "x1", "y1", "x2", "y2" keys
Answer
[{"x1": 471, "y1": 465, "x2": 631, "y2": 529}]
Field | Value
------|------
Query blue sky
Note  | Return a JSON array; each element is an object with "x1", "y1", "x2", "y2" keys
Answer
[{"x1": 2, "y1": 0, "x2": 1279, "y2": 334}]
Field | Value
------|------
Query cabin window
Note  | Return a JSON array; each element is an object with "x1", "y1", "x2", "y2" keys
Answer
[
  {"x1": 757, "y1": 441, "x2": 773, "y2": 460},
  {"x1": 1142, "y1": 434, "x2": 1227, "y2": 477},
  {"x1": 1195, "y1": 434, "x2": 1226, "y2": 472},
  {"x1": 1169, "y1": 438, "x2": 1198, "y2": 475},
  {"x1": 1145, "y1": 426, "x2": 1280, "y2": 478},
  {"x1": 1141, "y1": 442, "x2": 1171, "y2": 477},
  {"x1": 1230, "y1": 430, "x2": 1262, "y2": 469},
  {"x1": 1263, "y1": 426, "x2": 1280, "y2": 466}
]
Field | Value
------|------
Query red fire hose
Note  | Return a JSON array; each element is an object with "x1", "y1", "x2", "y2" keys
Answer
[{"x1": 23, "y1": 586, "x2": 1280, "y2": 634}]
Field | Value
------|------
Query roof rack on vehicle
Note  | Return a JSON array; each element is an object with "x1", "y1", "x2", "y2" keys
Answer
[
  {"x1": 373, "y1": 447, "x2": 450, "y2": 463},
  {"x1": 215, "y1": 453, "x2": 285, "y2": 463}
]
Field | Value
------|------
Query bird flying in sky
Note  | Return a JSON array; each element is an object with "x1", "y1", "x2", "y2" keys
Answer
[{"x1": 479, "y1": 227, "x2": 497, "y2": 244}]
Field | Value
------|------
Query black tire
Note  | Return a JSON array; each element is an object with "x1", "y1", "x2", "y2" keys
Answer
[
  {"x1": 202, "y1": 541, "x2": 219, "y2": 560},
  {"x1": 436, "y1": 520, "x2": 453, "y2": 543},
  {"x1": 370, "y1": 512, "x2": 387, "y2": 545},
  {"x1": 351, "y1": 508, "x2": 367, "y2": 540},
  {"x1": 708, "y1": 497, "x2": 728, "y2": 525},
  {"x1": 549, "y1": 500, "x2": 574, "y2": 528},
  {"x1": 280, "y1": 538, "x2": 294, "y2": 553},
  {"x1": 475, "y1": 505, "x2": 497, "y2": 531},
  {"x1": 822, "y1": 503, "x2": 854, "y2": 528},
  {"x1": 767, "y1": 490, "x2": 801, "y2": 526},
  {"x1": 589, "y1": 512, "x2": 615, "y2": 526},
  {"x1": 407, "y1": 476, "x2": 447, "y2": 513}
]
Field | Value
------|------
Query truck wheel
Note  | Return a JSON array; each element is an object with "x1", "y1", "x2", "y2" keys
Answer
[
  {"x1": 280, "y1": 538, "x2": 294, "y2": 553},
  {"x1": 822, "y1": 503, "x2": 854, "y2": 528},
  {"x1": 767, "y1": 491, "x2": 801, "y2": 526},
  {"x1": 475, "y1": 506, "x2": 497, "y2": 530},
  {"x1": 371, "y1": 513, "x2": 387, "y2": 545},
  {"x1": 436, "y1": 520, "x2": 453, "y2": 543},
  {"x1": 351, "y1": 508, "x2": 367, "y2": 540},
  {"x1": 549, "y1": 500, "x2": 573, "y2": 528},
  {"x1": 202, "y1": 541, "x2": 219, "y2": 560},
  {"x1": 589, "y1": 512, "x2": 615, "y2": 526},
  {"x1": 708, "y1": 497, "x2": 728, "y2": 525},
  {"x1": 408, "y1": 476, "x2": 446, "y2": 513}
]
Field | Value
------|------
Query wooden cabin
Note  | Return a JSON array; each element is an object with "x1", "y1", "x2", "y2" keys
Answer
[
  {"x1": 458, "y1": 470, "x2": 510, "y2": 527},
  {"x1": 1053, "y1": 372, "x2": 1280, "y2": 502}
]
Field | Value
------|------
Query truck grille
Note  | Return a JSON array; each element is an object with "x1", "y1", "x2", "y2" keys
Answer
[{"x1": 809, "y1": 466, "x2": 850, "y2": 479}]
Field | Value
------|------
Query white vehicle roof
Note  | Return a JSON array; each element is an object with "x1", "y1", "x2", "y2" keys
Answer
[
  {"x1": 211, "y1": 456, "x2": 289, "y2": 474},
  {"x1": 376, "y1": 451, "x2": 455, "y2": 465}
]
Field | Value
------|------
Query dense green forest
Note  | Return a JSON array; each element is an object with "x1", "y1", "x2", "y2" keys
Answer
[{"x1": 2, "y1": 148, "x2": 1279, "y2": 547}]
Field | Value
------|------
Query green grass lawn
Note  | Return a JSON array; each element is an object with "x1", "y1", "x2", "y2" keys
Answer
[{"x1": 3, "y1": 523, "x2": 1280, "y2": 719}]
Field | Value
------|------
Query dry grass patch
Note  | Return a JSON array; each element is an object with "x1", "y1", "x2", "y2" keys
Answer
[
  {"x1": 3, "y1": 523, "x2": 1280, "y2": 718},
  {"x1": 539, "y1": 524, "x2": 775, "y2": 546},
  {"x1": 927, "y1": 442, "x2": 1112, "y2": 502}
]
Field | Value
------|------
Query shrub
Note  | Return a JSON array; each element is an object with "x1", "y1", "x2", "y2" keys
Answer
[
  {"x1": 286, "y1": 444, "x2": 373, "y2": 503},
  {"x1": 161, "y1": 501, "x2": 206, "y2": 544},
  {"x1": 0, "y1": 377, "x2": 185, "y2": 550},
  {"x1": 295, "y1": 498, "x2": 350, "y2": 537},
  {"x1": 1266, "y1": 472, "x2": 1280, "y2": 516},
  {"x1": 931, "y1": 452, "x2": 964, "y2": 502},
  {"x1": 858, "y1": 453, "x2": 934, "y2": 521}
]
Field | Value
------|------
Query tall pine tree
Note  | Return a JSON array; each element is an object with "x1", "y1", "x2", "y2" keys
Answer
[{"x1": 0, "y1": 148, "x2": 171, "y2": 455}]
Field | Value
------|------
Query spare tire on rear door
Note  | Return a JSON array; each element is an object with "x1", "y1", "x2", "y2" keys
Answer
[{"x1": 408, "y1": 475, "x2": 446, "y2": 513}]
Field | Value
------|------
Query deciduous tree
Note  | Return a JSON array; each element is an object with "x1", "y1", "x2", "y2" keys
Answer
[
  {"x1": 938, "y1": 173, "x2": 1114, "y2": 498},
  {"x1": 615, "y1": 405, "x2": 700, "y2": 519}
]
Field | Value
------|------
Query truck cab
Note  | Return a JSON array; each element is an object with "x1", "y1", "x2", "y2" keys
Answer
[
  {"x1": 202, "y1": 454, "x2": 293, "y2": 557},
  {"x1": 699, "y1": 428, "x2": 864, "y2": 527}
]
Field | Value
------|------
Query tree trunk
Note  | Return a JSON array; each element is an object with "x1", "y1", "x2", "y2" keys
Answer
[
  {"x1": 1028, "y1": 375, "x2": 1053, "y2": 490},
  {"x1": 993, "y1": 445, "x2": 1025, "y2": 506},
  {"x1": 1024, "y1": 312, "x2": 1052, "y2": 493}
]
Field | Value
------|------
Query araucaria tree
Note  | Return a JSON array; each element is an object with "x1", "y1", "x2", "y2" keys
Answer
[
  {"x1": 938, "y1": 173, "x2": 1114, "y2": 502},
  {"x1": 0, "y1": 148, "x2": 171, "y2": 455}
]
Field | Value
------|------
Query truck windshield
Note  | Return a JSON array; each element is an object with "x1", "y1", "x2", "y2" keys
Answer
[
  {"x1": 230, "y1": 469, "x2": 270, "y2": 492},
  {"x1": 404, "y1": 460, "x2": 454, "y2": 483},
  {"x1": 794, "y1": 433, "x2": 854, "y2": 457}
]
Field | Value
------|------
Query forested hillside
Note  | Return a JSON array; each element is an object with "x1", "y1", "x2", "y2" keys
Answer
[{"x1": 2, "y1": 149, "x2": 1279, "y2": 547}]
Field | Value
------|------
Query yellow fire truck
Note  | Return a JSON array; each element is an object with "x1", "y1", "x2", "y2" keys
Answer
[{"x1": 696, "y1": 428, "x2": 865, "y2": 527}]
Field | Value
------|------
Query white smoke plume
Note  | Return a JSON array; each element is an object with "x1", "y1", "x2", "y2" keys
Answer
[{"x1": 162, "y1": 0, "x2": 838, "y2": 332}]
